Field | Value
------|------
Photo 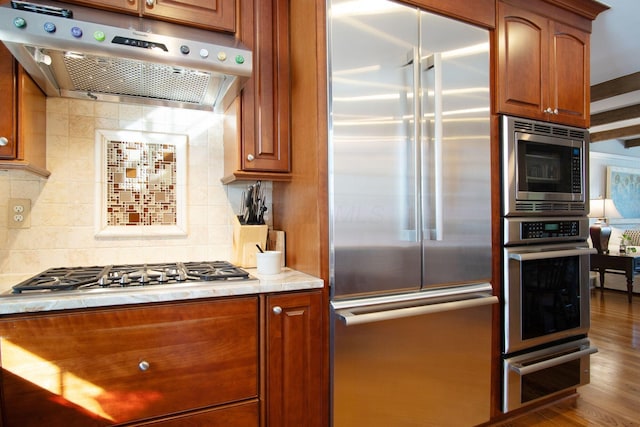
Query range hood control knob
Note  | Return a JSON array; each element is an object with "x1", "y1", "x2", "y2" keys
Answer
[
  {"x1": 199, "y1": 48, "x2": 209, "y2": 59},
  {"x1": 217, "y1": 52, "x2": 227, "y2": 62},
  {"x1": 43, "y1": 22, "x2": 56, "y2": 33},
  {"x1": 71, "y1": 27, "x2": 83, "y2": 38},
  {"x1": 180, "y1": 45, "x2": 190, "y2": 55},
  {"x1": 13, "y1": 17, "x2": 26, "y2": 29}
]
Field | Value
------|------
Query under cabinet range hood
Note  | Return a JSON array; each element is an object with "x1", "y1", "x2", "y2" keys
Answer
[{"x1": 0, "y1": 0, "x2": 252, "y2": 111}]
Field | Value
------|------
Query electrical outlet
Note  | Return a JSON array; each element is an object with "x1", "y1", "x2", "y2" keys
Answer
[{"x1": 8, "y1": 198, "x2": 31, "y2": 229}]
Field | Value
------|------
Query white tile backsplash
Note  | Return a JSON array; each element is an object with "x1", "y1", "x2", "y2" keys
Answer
[{"x1": 0, "y1": 99, "x2": 270, "y2": 287}]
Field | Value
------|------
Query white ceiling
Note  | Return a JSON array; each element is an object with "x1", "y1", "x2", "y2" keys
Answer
[
  {"x1": 589, "y1": 0, "x2": 640, "y2": 155},
  {"x1": 590, "y1": 0, "x2": 640, "y2": 85}
]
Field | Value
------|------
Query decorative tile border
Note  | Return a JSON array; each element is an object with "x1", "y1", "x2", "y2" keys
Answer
[{"x1": 95, "y1": 130, "x2": 187, "y2": 238}]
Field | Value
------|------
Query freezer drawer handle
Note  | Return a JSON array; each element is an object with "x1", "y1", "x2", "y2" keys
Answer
[
  {"x1": 509, "y1": 346, "x2": 598, "y2": 376},
  {"x1": 509, "y1": 247, "x2": 596, "y2": 261},
  {"x1": 336, "y1": 295, "x2": 498, "y2": 326}
]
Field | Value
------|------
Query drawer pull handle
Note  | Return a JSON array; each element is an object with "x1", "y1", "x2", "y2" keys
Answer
[
  {"x1": 0, "y1": 137, "x2": 8, "y2": 146},
  {"x1": 272, "y1": 306, "x2": 283, "y2": 315},
  {"x1": 138, "y1": 360, "x2": 150, "y2": 371}
]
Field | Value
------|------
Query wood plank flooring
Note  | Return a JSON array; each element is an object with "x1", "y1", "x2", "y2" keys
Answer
[{"x1": 491, "y1": 289, "x2": 640, "y2": 426}]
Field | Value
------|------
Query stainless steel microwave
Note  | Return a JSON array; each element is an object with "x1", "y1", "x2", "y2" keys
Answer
[{"x1": 501, "y1": 115, "x2": 589, "y2": 216}]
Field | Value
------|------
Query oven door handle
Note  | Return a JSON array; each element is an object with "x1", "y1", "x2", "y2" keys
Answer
[
  {"x1": 509, "y1": 346, "x2": 598, "y2": 375},
  {"x1": 509, "y1": 247, "x2": 596, "y2": 261}
]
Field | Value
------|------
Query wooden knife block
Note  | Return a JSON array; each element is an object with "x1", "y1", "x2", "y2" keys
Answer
[{"x1": 232, "y1": 218, "x2": 268, "y2": 268}]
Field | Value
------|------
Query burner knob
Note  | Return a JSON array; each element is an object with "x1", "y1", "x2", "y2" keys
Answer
[
  {"x1": 177, "y1": 269, "x2": 188, "y2": 281},
  {"x1": 120, "y1": 273, "x2": 131, "y2": 285},
  {"x1": 158, "y1": 272, "x2": 168, "y2": 282},
  {"x1": 98, "y1": 275, "x2": 111, "y2": 287},
  {"x1": 139, "y1": 273, "x2": 150, "y2": 284}
]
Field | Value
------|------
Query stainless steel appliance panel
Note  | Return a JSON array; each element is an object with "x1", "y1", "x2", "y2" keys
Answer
[
  {"x1": 331, "y1": 284, "x2": 497, "y2": 426},
  {"x1": 328, "y1": 1, "x2": 494, "y2": 424},
  {"x1": 420, "y1": 12, "x2": 491, "y2": 286},
  {"x1": 503, "y1": 242, "x2": 594, "y2": 353},
  {"x1": 503, "y1": 338, "x2": 597, "y2": 412},
  {"x1": 503, "y1": 216, "x2": 589, "y2": 246},
  {"x1": 0, "y1": 0, "x2": 251, "y2": 111},
  {"x1": 329, "y1": 0, "x2": 491, "y2": 299},
  {"x1": 501, "y1": 115, "x2": 589, "y2": 216},
  {"x1": 329, "y1": 2, "x2": 422, "y2": 299}
]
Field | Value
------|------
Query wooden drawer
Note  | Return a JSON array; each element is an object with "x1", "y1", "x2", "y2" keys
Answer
[
  {"x1": 134, "y1": 400, "x2": 259, "y2": 426},
  {"x1": 0, "y1": 297, "x2": 258, "y2": 426}
]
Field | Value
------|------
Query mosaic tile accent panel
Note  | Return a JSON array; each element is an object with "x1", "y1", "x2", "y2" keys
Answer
[{"x1": 106, "y1": 140, "x2": 177, "y2": 226}]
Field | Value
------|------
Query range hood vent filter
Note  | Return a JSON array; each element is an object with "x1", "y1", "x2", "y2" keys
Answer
[{"x1": 62, "y1": 53, "x2": 219, "y2": 105}]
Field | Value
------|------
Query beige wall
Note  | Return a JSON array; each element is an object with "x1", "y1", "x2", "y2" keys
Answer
[{"x1": 0, "y1": 98, "x2": 252, "y2": 289}]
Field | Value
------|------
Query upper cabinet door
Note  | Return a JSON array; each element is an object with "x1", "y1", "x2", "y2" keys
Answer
[
  {"x1": 222, "y1": 0, "x2": 291, "y2": 181},
  {"x1": 0, "y1": 44, "x2": 17, "y2": 160},
  {"x1": 61, "y1": 0, "x2": 138, "y2": 13},
  {"x1": 496, "y1": 1, "x2": 591, "y2": 127},
  {"x1": 496, "y1": 2, "x2": 549, "y2": 122},
  {"x1": 144, "y1": 0, "x2": 236, "y2": 32},
  {"x1": 549, "y1": 21, "x2": 589, "y2": 127},
  {"x1": 60, "y1": 0, "x2": 235, "y2": 32}
]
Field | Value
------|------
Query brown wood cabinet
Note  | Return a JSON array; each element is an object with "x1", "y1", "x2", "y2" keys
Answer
[
  {"x1": 0, "y1": 298, "x2": 259, "y2": 427},
  {"x1": 496, "y1": 0, "x2": 592, "y2": 127},
  {"x1": 264, "y1": 291, "x2": 324, "y2": 427},
  {"x1": 0, "y1": 44, "x2": 48, "y2": 178},
  {"x1": 60, "y1": 0, "x2": 235, "y2": 33},
  {"x1": 0, "y1": 290, "x2": 324, "y2": 426},
  {"x1": 222, "y1": 0, "x2": 291, "y2": 183}
]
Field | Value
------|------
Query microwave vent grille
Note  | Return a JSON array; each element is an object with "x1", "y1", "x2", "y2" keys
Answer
[
  {"x1": 512, "y1": 120, "x2": 587, "y2": 141},
  {"x1": 515, "y1": 201, "x2": 587, "y2": 214},
  {"x1": 570, "y1": 130, "x2": 587, "y2": 140},
  {"x1": 551, "y1": 127, "x2": 570, "y2": 138}
]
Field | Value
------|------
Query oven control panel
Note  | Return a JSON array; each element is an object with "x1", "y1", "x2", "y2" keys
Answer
[
  {"x1": 521, "y1": 220, "x2": 580, "y2": 239},
  {"x1": 504, "y1": 216, "x2": 589, "y2": 245}
]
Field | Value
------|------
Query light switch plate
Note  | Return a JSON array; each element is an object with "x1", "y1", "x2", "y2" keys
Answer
[{"x1": 8, "y1": 198, "x2": 31, "y2": 229}]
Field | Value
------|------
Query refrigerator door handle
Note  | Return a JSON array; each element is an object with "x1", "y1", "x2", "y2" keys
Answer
[
  {"x1": 336, "y1": 295, "x2": 498, "y2": 326},
  {"x1": 509, "y1": 346, "x2": 598, "y2": 376}
]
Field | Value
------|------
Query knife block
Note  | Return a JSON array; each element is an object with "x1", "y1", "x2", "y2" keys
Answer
[{"x1": 232, "y1": 217, "x2": 268, "y2": 268}]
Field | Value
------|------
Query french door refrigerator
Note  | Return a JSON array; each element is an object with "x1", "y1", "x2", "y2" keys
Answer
[{"x1": 327, "y1": 1, "x2": 496, "y2": 425}]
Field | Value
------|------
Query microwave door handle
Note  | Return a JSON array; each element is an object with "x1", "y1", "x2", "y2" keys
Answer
[
  {"x1": 509, "y1": 346, "x2": 598, "y2": 376},
  {"x1": 509, "y1": 247, "x2": 597, "y2": 261}
]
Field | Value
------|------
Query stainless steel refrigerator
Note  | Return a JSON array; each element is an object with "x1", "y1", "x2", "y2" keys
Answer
[{"x1": 328, "y1": 1, "x2": 497, "y2": 425}]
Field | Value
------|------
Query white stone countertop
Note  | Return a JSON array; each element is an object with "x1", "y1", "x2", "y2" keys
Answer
[{"x1": 0, "y1": 268, "x2": 323, "y2": 316}]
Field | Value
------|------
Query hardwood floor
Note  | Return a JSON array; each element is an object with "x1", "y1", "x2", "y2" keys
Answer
[{"x1": 492, "y1": 289, "x2": 640, "y2": 426}]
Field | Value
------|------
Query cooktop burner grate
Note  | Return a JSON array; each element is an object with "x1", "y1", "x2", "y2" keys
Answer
[{"x1": 12, "y1": 261, "x2": 251, "y2": 294}]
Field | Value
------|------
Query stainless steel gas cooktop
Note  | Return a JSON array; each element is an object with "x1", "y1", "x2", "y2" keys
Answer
[{"x1": 11, "y1": 261, "x2": 253, "y2": 294}]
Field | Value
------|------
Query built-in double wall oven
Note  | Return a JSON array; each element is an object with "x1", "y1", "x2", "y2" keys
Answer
[{"x1": 501, "y1": 115, "x2": 597, "y2": 413}]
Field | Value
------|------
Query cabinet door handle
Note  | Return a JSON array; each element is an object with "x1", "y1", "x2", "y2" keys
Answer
[
  {"x1": 272, "y1": 306, "x2": 283, "y2": 315},
  {"x1": 0, "y1": 137, "x2": 8, "y2": 146},
  {"x1": 146, "y1": 0, "x2": 154, "y2": 6},
  {"x1": 247, "y1": 154, "x2": 255, "y2": 162},
  {"x1": 138, "y1": 360, "x2": 150, "y2": 371}
]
